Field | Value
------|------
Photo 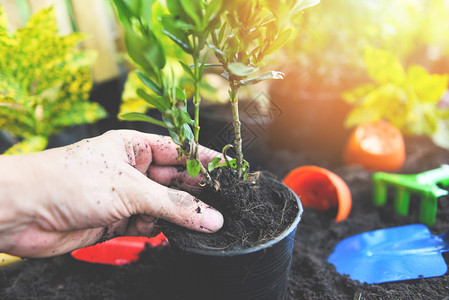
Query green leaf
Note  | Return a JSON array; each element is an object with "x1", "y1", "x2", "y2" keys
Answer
[
  {"x1": 136, "y1": 70, "x2": 162, "y2": 96},
  {"x1": 136, "y1": 88, "x2": 169, "y2": 112},
  {"x1": 228, "y1": 62, "x2": 258, "y2": 77},
  {"x1": 181, "y1": 123, "x2": 194, "y2": 140},
  {"x1": 166, "y1": 0, "x2": 186, "y2": 19},
  {"x1": 179, "y1": 110, "x2": 194, "y2": 125},
  {"x1": 51, "y1": 101, "x2": 107, "y2": 129},
  {"x1": 179, "y1": 60, "x2": 195, "y2": 78},
  {"x1": 198, "y1": 54, "x2": 209, "y2": 78},
  {"x1": 168, "y1": 128, "x2": 182, "y2": 145},
  {"x1": 175, "y1": 87, "x2": 186, "y2": 101},
  {"x1": 119, "y1": 112, "x2": 167, "y2": 128},
  {"x1": 129, "y1": 0, "x2": 154, "y2": 25},
  {"x1": 125, "y1": 29, "x2": 166, "y2": 73},
  {"x1": 179, "y1": 0, "x2": 203, "y2": 28},
  {"x1": 3, "y1": 136, "x2": 48, "y2": 155},
  {"x1": 208, "y1": 157, "x2": 222, "y2": 172},
  {"x1": 341, "y1": 84, "x2": 377, "y2": 104},
  {"x1": 186, "y1": 158, "x2": 201, "y2": 177},
  {"x1": 263, "y1": 28, "x2": 293, "y2": 56},
  {"x1": 161, "y1": 16, "x2": 192, "y2": 53},
  {"x1": 220, "y1": 158, "x2": 237, "y2": 169},
  {"x1": 364, "y1": 47, "x2": 406, "y2": 85},
  {"x1": 111, "y1": 0, "x2": 135, "y2": 27},
  {"x1": 239, "y1": 70, "x2": 284, "y2": 85},
  {"x1": 292, "y1": 0, "x2": 321, "y2": 13},
  {"x1": 406, "y1": 65, "x2": 449, "y2": 104},
  {"x1": 205, "y1": 0, "x2": 223, "y2": 23}
]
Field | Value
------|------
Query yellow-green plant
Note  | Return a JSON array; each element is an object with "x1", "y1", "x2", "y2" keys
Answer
[
  {"x1": 0, "y1": 6, "x2": 107, "y2": 155},
  {"x1": 343, "y1": 47, "x2": 449, "y2": 148}
]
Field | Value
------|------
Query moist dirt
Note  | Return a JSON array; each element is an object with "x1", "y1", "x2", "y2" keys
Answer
[
  {"x1": 160, "y1": 167, "x2": 298, "y2": 251},
  {"x1": 1, "y1": 136, "x2": 449, "y2": 299}
]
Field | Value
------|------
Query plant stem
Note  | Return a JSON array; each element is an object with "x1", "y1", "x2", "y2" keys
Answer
[
  {"x1": 193, "y1": 55, "x2": 201, "y2": 143},
  {"x1": 230, "y1": 83, "x2": 243, "y2": 178},
  {"x1": 191, "y1": 37, "x2": 212, "y2": 183}
]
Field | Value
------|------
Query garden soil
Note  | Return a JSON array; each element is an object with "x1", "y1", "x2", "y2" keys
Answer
[{"x1": 1, "y1": 136, "x2": 449, "y2": 300}]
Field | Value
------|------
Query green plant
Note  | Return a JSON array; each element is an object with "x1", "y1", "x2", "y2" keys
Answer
[
  {"x1": 112, "y1": 0, "x2": 223, "y2": 182},
  {"x1": 210, "y1": 0, "x2": 319, "y2": 178},
  {"x1": 112, "y1": 0, "x2": 319, "y2": 182},
  {"x1": 343, "y1": 47, "x2": 449, "y2": 149},
  {"x1": 0, "y1": 6, "x2": 106, "y2": 155},
  {"x1": 280, "y1": 0, "x2": 449, "y2": 93}
]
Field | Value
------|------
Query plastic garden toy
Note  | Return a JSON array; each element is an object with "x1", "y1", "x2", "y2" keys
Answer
[
  {"x1": 71, "y1": 233, "x2": 168, "y2": 266},
  {"x1": 283, "y1": 166, "x2": 352, "y2": 222},
  {"x1": 328, "y1": 224, "x2": 449, "y2": 284},
  {"x1": 373, "y1": 165, "x2": 449, "y2": 226}
]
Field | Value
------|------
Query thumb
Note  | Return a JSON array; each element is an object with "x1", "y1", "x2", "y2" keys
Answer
[{"x1": 121, "y1": 166, "x2": 224, "y2": 233}]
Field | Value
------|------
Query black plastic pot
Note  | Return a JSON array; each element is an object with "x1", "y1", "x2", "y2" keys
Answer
[{"x1": 170, "y1": 181, "x2": 303, "y2": 300}]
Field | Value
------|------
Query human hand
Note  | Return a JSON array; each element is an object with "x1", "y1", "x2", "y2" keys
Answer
[{"x1": 0, "y1": 130, "x2": 223, "y2": 258}]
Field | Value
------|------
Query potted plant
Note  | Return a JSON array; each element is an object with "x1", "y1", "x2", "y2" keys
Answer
[
  {"x1": 342, "y1": 47, "x2": 449, "y2": 152},
  {"x1": 111, "y1": 0, "x2": 319, "y2": 299}
]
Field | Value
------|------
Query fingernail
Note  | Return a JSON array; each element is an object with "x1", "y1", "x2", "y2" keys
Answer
[{"x1": 200, "y1": 207, "x2": 224, "y2": 233}]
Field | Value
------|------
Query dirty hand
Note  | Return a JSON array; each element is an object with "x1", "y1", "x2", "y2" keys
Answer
[{"x1": 0, "y1": 130, "x2": 223, "y2": 258}]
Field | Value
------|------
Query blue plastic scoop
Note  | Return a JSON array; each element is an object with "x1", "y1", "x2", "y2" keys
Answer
[{"x1": 327, "y1": 224, "x2": 449, "y2": 284}]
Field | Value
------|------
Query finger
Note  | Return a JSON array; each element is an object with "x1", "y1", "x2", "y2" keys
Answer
[
  {"x1": 147, "y1": 165, "x2": 204, "y2": 193},
  {"x1": 147, "y1": 135, "x2": 225, "y2": 166},
  {"x1": 120, "y1": 167, "x2": 223, "y2": 233},
  {"x1": 116, "y1": 130, "x2": 154, "y2": 174},
  {"x1": 124, "y1": 215, "x2": 157, "y2": 237}
]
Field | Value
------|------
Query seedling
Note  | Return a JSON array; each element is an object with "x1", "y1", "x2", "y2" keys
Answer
[
  {"x1": 210, "y1": 0, "x2": 319, "y2": 179},
  {"x1": 112, "y1": 0, "x2": 320, "y2": 182}
]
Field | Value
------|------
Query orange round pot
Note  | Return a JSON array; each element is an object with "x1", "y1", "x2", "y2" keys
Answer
[
  {"x1": 344, "y1": 121, "x2": 406, "y2": 171},
  {"x1": 283, "y1": 165, "x2": 351, "y2": 222}
]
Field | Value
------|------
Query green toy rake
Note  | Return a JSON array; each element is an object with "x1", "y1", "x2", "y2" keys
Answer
[{"x1": 373, "y1": 165, "x2": 449, "y2": 226}]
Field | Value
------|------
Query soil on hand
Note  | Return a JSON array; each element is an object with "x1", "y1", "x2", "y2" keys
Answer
[
  {"x1": 160, "y1": 167, "x2": 299, "y2": 251},
  {"x1": 1, "y1": 136, "x2": 449, "y2": 299}
]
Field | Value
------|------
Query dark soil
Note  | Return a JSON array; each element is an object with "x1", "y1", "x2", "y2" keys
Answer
[
  {"x1": 160, "y1": 167, "x2": 298, "y2": 251},
  {"x1": 1, "y1": 136, "x2": 449, "y2": 299}
]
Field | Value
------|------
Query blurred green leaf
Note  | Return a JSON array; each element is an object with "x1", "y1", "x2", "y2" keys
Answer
[
  {"x1": 136, "y1": 88, "x2": 169, "y2": 111},
  {"x1": 110, "y1": 0, "x2": 135, "y2": 26},
  {"x1": 179, "y1": 60, "x2": 195, "y2": 78},
  {"x1": 119, "y1": 112, "x2": 167, "y2": 128},
  {"x1": 3, "y1": 136, "x2": 48, "y2": 155},
  {"x1": 239, "y1": 70, "x2": 284, "y2": 85},
  {"x1": 179, "y1": 0, "x2": 203, "y2": 28},
  {"x1": 125, "y1": 29, "x2": 166, "y2": 74},
  {"x1": 51, "y1": 101, "x2": 107, "y2": 128},
  {"x1": 406, "y1": 65, "x2": 448, "y2": 104},
  {"x1": 161, "y1": 15, "x2": 192, "y2": 53},
  {"x1": 0, "y1": 7, "x2": 106, "y2": 153},
  {"x1": 228, "y1": 62, "x2": 258, "y2": 77},
  {"x1": 181, "y1": 123, "x2": 194, "y2": 140},
  {"x1": 344, "y1": 48, "x2": 449, "y2": 147},
  {"x1": 263, "y1": 28, "x2": 292, "y2": 56},
  {"x1": 136, "y1": 70, "x2": 163, "y2": 96},
  {"x1": 364, "y1": 47, "x2": 406, "y2": 85}
]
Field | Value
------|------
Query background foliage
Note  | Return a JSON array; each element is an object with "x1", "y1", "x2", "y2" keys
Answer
[{"x1": 0, "y1": 6, "x2": 106, "y2": 155}]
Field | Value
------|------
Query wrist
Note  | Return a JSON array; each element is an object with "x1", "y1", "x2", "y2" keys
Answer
[{"x1": 0, "y1": 154, "x2": 38, "y2": 252}]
